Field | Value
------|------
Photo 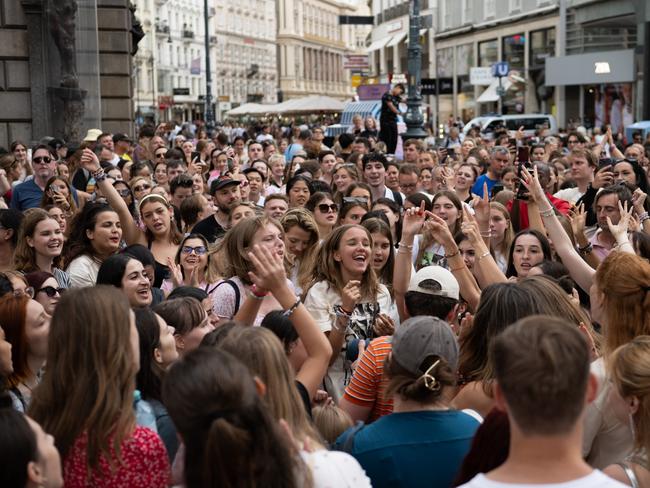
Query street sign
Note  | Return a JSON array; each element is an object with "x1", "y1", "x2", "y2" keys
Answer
[
  {"x1": 344, "y1": 54, "x2": 369, "y2": 69},
  {"x1": 339, "y1": 15, "x2": 374, "y2": 25},
  {"x1": 491, "y1": 62, "x2": 510, "y2": 78},
  {"x1": 391, "y1": 73, "x2": 407, "y2": 84},
  {"x1": 173, "y1": 88, "x2": 190, "y2": 96},
  {"x1": 470, "y1": 67, "x2": 494, "y2": 85}
]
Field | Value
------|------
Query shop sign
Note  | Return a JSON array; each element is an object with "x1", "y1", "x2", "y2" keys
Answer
[
  {"x1": 470, "y1": 67, "x2": 494, "y2": 85},
  {"x1": 173, "y1": 88, "x2": 190, "y2": 96}
]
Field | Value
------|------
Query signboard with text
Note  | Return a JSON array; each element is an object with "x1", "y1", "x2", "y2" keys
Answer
[
  {"x1": 344, "y1": 54, "x2": 369, "y2": 69},
  {"x1": 357, "y1": 83, "x2": 391, "y2": 101},
  {"x1": 470, "y1": 67, "x2": 494, "y2": 85}
]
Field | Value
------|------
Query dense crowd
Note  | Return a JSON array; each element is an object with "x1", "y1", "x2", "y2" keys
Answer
[{"x1": 0, "y1": 111, "x2": 649, "y2": 488}]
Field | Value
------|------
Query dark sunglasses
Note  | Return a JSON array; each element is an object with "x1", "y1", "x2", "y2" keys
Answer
[
  {"x1": 133, "y1": 184, "x2": 151, "y2": 192},
  {"x1": 181, "y1": 245, "x2": 207, "y2": 255},
  {"x1": 37, "y1": 286, "x2": 65, "y2": 297},
  {"x1": 116, "y1": 188, "x2": 131, "y2": 197},
  {"x1": 155, "y1": 152, "x2": 166, "y2": 159},
  {"x1": 33, "y1": 156, "x2": 52, "y2": 164},
  {"x1": 318, "y1": 203, "x2": 338, "y2": 213}
]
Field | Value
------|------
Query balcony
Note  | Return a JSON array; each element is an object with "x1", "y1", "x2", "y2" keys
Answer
[
  {"x1": 209, "y1": 35, "x2": 218, "y2": 44},
  {"x1": 182, "y1": 29, "x2": 194, "y2": 39},
  {"x1": 155, "y1": 23, "x2": 170, "y2": 34}
]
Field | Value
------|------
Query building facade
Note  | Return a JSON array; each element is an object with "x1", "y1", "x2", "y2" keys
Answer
[{"x1": 276, "y1": 0, "x2": 368, "y2": 101}]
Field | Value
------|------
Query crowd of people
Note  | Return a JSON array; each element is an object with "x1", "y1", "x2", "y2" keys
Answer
[{"x1": 0, "y1": 109, "x2": 649, "y2": 488}]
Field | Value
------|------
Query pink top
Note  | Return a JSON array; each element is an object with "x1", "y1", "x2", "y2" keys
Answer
[{"x1": 64, "y1": 426, "x2": 170, "y2": 487}]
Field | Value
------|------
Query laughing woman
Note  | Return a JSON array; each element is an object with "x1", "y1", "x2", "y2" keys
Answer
[
  {"x1": 281, "y1": 209, "x2": 320, "y2": 295},
  {"x1": 64, "y1": 203, "x2": 123, "y2": 288},
  {"x1": 304, "y1": 224, "x2": 394, "y2": 399},
  {"x1": 161, "y1": 234, "x2": 214, "y2": 297},
  {"x1": 81, "y1": 149, "x2": 181, "y2": 287},
  {"x1": 13, "y1": 209, "x2": 70, "y2": 288},
  {"x1": 96, "y1": 254, "x2": 153, "y2": 309}
]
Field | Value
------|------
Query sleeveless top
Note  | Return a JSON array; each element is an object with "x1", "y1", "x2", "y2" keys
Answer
[{"x1": 147, "y1": 240, "x2": 170, "y2": 288}]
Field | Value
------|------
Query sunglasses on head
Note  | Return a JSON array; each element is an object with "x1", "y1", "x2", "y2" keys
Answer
[
  {"x1": 181, "y1": 245, "x2": 207, "y2": 255},
  {"x1": 37, "y1": 286, "x2": 65, "y2": 297},
  {"x1": 343, "y1": 196, "x2": 369, "y2": 205},
  {"x1": 33, "y1": 156, "x2": 52, "y2": 164},
  {"x1": 318, "y1": 203, "x2": 338, "y2": 213}
]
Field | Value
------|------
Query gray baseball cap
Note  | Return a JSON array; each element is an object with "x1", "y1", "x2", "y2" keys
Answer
[{"x1": 392, "y1": 316, "x2": 459, "y2": 375}]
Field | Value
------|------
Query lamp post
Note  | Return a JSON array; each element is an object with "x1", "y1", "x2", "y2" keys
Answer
[
  {"x1": 203, "y1": 0, "x2": 215, "y2": 136},
  {"x1": 402, "y1": 0, "x2": 427, "y2": 139}
]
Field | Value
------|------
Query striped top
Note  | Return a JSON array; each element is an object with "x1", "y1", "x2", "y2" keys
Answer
[{"x1": 343, "y1": 336, "x2": 394, "y2": 422}]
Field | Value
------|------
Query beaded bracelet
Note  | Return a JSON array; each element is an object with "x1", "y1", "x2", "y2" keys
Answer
[
  {"x1": 282, "y1": 298, "x2": 301, "y2": 318},
  {"x1": 477, "y1": 250, "x2": 491, "y2": 261},
  {"x1": 539, "y1": 208, "x2": 554, "y2": 218},
  {"x1": 92, "y1": 168, "x2": 107, "y2": 183}
]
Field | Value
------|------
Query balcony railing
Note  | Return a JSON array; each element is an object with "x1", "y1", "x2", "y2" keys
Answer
[
  {"x1": 209, "y1": 35, "x2": 218, "y2": 44},
  {"x1": 182, "y1": 29, "x2": 194, "y2": 39},
  {"x1": 155, "y1": 23, "x2": 170, "y2": 34}
]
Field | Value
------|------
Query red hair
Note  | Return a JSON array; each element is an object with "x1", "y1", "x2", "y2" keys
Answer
[{"x1": 0, "y1": 294, "x2": 29, "y2": 387}]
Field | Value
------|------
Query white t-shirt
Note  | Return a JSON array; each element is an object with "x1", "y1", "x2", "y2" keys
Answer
[
  {"x1": 66, "y1": 254, "x2": 101, "y2": 288},
  {"x1": 554, "y1": 187, "x2": 585, "y2": 205},
  {"x1": 301, "y1": 450, "x2": 372, "y2": 488},
  {"x1": 303, "y1": 280, "x2": 394, "y2": 399},
  {"x1": 459, "y1": 470, "x2": 628, "y2": 488}
]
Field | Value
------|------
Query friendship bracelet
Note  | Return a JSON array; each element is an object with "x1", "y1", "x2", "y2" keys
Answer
[
  {"x1": 282, "y1": 298, "x2": 301, "y2": 318},
  {"x1": 539, "y1": 208, "x2": 555, "y2": 218},
  {"x1": 92, "y1": 168, "x2": 107, "y2": 183},
  {"x1": 445, "y1": 249, "x2": 460, "y2": 259},
  {"x1": 397, "y1": 248, "x2": 412, "y2": 255},
  {"x1": 247, "y1": 290, "x2": 265, "y2": 300},
  {"x1": 578, "y1": 243, "x2": 593, "y2": 255},
  {"x1": 477, "y1": 250, "x2": 491, "y2": 261},
  {"x1": 249, "y1": 284, "x2": 268, "y2": 299},
  {"x1": 398, "y1": 243, "x2": 414, "y2": 250}
]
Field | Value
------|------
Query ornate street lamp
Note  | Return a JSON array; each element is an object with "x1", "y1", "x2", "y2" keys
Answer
[{"x1": 402, "y1": 0, "x2": 427, "y2": 139}]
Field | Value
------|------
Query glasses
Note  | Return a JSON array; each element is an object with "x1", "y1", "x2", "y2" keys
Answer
[
  {"x1": 401, "y1": 183, "x2": 417, "y2": 189},
  {"x1": 13, "y1": 287, "x2": 35, "y2": 298},
  {"x1": 33, "y1": 156, "x2": 52, "y2": 165},
  {"x1": 116, "y1": 188, "x2": 131, "y2": 197},
  {"x1": 133, "y1": 184, "x2": 151, "y2": 192},
  {"x1": 155, "y1": 153, "x2": 166, "y2": 159},
  {"x1": 318, "y1": 203, "x2": 338, "y2": 213},
  {"x1": 37, "y1": 286, "x2": 65, "y2": 297},
  {"x1": 567, "y1": 139, "x2": 579, "y2": 145},
  {"x1": 181, "y1": 245, "x2": 208, "y2": 255}
]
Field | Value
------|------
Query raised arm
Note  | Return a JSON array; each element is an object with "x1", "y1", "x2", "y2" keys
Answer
[
  {"x1": 393, "y1": 202, "x2": 425, "y2": 321},
  {"x1": 521, "y1": 166, "x2": 595, "y2": 292},
  {"x1": 248, "y1": 245, "x2": 332, "y2": 399},
  {"x1": 80, "y1": 148, "x2": 144, "y2": 245},
  {"x1": 460, "y1": 209, "x2": 507, "y2": 290}
]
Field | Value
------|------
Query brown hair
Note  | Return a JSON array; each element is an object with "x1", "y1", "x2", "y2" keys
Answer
[
  {"x1": 13, "y1": 209, "x2": 62, "y2": 272},
  {"x1": 595, "y1": 252, "x2": 650, "y2": 356},
  {"x1": 152, "y1": 296, "x2": 205, "y2": 337},
  {"x1": 306, "y1": 224, "x2": 379, "y2": 301},
  {"x1": 491, "y1": 315, "x2": 590, "y2": 435},
  {"x1": 221, "y1": 216, "x2": 283, "y2": 284},
  {"x1": 489, "y1": 202, "x2": 514, "y2": 259},
  {"x1": 415, "y1": 190, "x2": 463, "y2": 269},
  {"x1": 0, "y1": 295, "x2": 30, "y2": 388},
  {"x1": 280, "y1": 209, "x2": 320, "y2": 292},
  {"x1": 385, "y1": 354, "x2": 456, "y2": 405},
  {"x1": 29, "y1": 287, "x2": 137, "y2": 470},
  {"x1": 39, "y1": 176, "x2": 77, "y2": 213}
]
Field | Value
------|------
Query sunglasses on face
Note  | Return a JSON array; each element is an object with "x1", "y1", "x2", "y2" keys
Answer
[
  {"x1": 133, "y1": 184, "x2": 151, "y2": 192},
  {"x1": 37, "y1": 286, "x2": 65, "y2": 297},
  {"x1": 318, "y1": 203, "x2": 338, "y2": 213},
  {"x1": 155, "y1": 153, "x2": 166, "y2": 159},
  {"x1": 14, "y1": 287, "x2": 35, "y2": 298},
  {"x1": 181, "y1": 245, "x2": 208, "y2": 255},
  {"x1": 33, "y1": 156, "x2": 52, "y2": 165},
  {"x1": 116, "y1": 188, "x2": 131, "y2": 197}
]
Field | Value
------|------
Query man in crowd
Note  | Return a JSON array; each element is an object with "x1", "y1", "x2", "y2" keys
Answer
[
  {"x1": 169, "y1": 174, "x2": 194, "y2": 209},
  {"x1": 192, "y1": 176, "x2": 241, "y2": 243},
  {"x1": 378, "y1": 83, "x2": 404, "y2": 155},
  {"x1": 403, "y1": 139, "x2": 423, "y2": 164},
  {"x1": 398, "y1": 164, "x2": 420, "y2": 198},
  {"x1": 11, "y1": 145, "x2": 78, "y2": 210},
  {"x1": 263, "y1": 194, "x2": 289, "y2": 220},
  {"x1": 363, "y1": 152, "x2": 397, "y2": 202},
  {"x1": 460, "y1": 316, "x2": 623, "y2": 488},
  {"x1": 554, "y1": 148, "x2": 597, "y2": 204},
  {"x1": 243, "y1": 167, "x2": 265, "y2": 207},
  {"x1": 471, "y1": 146, "x2": 510, "y2": 198}
]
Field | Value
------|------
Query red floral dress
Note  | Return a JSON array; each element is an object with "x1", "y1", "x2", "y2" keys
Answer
[{"x1": 63, "y1": 426, "x2": 170, "y2": 487}]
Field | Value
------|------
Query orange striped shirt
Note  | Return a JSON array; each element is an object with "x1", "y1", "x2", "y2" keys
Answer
[{"x1": 342, "y1": 336, "x2": 394, "y2": 422}]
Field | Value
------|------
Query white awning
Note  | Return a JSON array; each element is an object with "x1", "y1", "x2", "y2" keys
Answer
[
  {"x1": 387, "y1": 32, "x2": 407, "y2": 47},
  {"x1": 366, "y1": 35, "x2": 393, "y2": 51},
  {"x1": 477, "y1": 78, "x2": 513, "y2": 103},
  {"x1": 419, "y1": 28, "x2": 428, "y2": 36}
]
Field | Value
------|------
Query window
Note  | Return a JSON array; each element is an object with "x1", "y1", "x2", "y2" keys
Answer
[
  {"x1": 441, "y1": 0, "x2": 451, "y2": 30},
  {"x1": 484, "y1": 0, "x2": 496, "y2": 19},
  {"x1": 461, "y1": 0, "x2": 471, "y2": 25},
  {"x1": 509, "y1": 0, "x2": 522, "y2": 12},
  {"x1": 478, "y1": 39, "x2": 498, "y2": 67},
  {"x1": 502, "y1": 33, "x2": 525, "y2": 69}
]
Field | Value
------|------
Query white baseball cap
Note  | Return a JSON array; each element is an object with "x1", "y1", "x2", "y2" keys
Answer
[{"x1": 408, "y1": 265, "x2": 460, "y2": 300}]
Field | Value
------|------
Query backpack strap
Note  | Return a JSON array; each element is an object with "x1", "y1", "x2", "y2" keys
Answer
[{"x1": 213, "y1": 279, "x2": 241, "y2": 316}]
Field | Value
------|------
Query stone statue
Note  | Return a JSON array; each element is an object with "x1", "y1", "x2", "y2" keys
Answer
[
  {"x1": 48, "y1": 0, "x2": 85, "y2": 142},
  {"x1": 49, "y1": 0, "x2": 78, "y2": 89}
]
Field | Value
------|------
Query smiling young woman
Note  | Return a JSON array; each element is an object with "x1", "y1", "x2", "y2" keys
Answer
[
  {"x1": 13, "y1": 209, "x2": 70, "y2": 288},
  {"x1": 303, "y1": 224, "x2": 395, "y2": 399}
]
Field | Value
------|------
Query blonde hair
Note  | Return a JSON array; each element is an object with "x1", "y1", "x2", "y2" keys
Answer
[
  {"x1": 610, "y1": 336, "x2": 650, "y2": 456},
  {"x1": 489, "y1": 202, "x2": 514, "y2": 259},
  {"x1": 220, "y1": 326, "x2": 322, "y2": 446},
  {"x1": 312, "y1": 404, "x2": 353, "y2": 445},
  {"x1": 281, "y1": 209, "x2": 320, "y2": 292}
]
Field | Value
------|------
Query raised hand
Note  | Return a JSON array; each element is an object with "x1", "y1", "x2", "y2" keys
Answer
[
  {"x1": 341, "y1": 280, "x2": 361, "y2": 312},
  {"x1": 247, "y1": 244, "x2": 288, "y2": 295},
  {"x1": 568, "y1": 203, "x2": 587, "y2": 240},
  {"x1": 401, "y1": 200, "x2": 426, "y2": 237},
  {"x1": 372, "y1": 313, "x2": 395, "y2": 337},
  {"x1": 423, "y1": 212, "x2": 455, "y2": 247},
  {"x1": 167, "y1": 256, "x2": 183, "y2": 288},
  {"x1": 80, "y1": 148, "x2": 101, "y2": 172},
  {"x1": 632, "y1": 188, "x2": 647, "y2": 215},
  {"x1": 519, "y1": 165, "x2": 546, "y2": 205},
  {"x1": 607, "y1": 200, "x2": 634, "y2": 242},
  {"x1": 471, "y1": 182, "x2": 491, "y2": 228}
]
